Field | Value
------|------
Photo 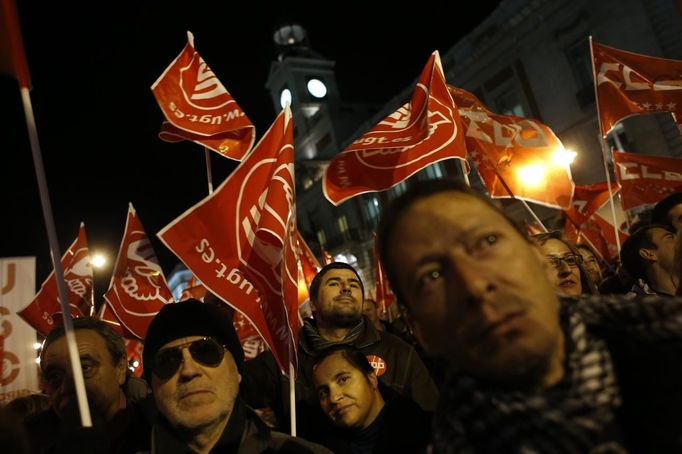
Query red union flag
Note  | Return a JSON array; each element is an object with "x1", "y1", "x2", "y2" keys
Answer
[
  {"x1": 449, "y1": 85, "x2": 575, "y2": 209},
  {"x1": 574, "y1": 213, "x2": 629, "y2": 262},
  {"x1": 295, "y1": 231, "x2": 321, "y2": 288},
  {"x1": 564, "y1": 182, "x2": 621, "y2": 228},
  {"x1": 0, "y1": 0, "x2": 30, "y2": 88},
  {"x1": 373, "y1": 239, "x2": 395, "y2": 313},
  {"x1": 103, "y1": 204, "x2": 174, "y2": 340},
  {"x1": 612, "y1": 150, "x2": 682, "y2": 210},
  {"x1": 591, "y1": 39, "x2": 682, "y2": 137},
  {"x1": 323, "y1": 51, "x2": 467, "y2": 205},
  {"x1": 18, "y1": 224, "x2": 93, "y2": 336},
  {"x1": 158, "y1": 108, "x2": 299, "y2": 374},
  {"x1": 152, "y1": 31, "x2": 255, "y2": 160}
]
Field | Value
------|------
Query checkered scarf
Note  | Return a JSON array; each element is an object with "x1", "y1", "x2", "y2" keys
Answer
[{"x1": 432, "y1": 294, "x2": 682, "y2": 454}]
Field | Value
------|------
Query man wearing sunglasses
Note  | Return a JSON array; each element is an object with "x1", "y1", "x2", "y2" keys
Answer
[{"x1": 142, "y1": 299, "x2": 331, "y2": 453}]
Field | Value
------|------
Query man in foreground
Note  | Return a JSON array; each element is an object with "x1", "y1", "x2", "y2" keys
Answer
[
  {"x1": 142, "y1": 298, "x2": 330, "y2": 453},
  {"x1": 377, "y1": 178, "x2": 682, "y2": 453}
]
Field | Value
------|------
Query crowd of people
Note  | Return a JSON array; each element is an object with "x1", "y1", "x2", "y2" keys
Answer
[{"x1": 2, "y1": 181, "x2": 682, "y2": 453}]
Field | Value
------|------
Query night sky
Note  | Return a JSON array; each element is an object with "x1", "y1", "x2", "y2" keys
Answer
[{"x1": 1, "y1": 1, "x2": 502, "y2": 292}]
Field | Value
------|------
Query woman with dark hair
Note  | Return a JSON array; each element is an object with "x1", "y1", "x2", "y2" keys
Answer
[
  {"x1": 575, "y1": 243, "x2": 603, "y2": 292},
  {"x1": 532, "y1": 231, "x2": 598, "y2": 296},
  {"x1": 310, "y1": 344, "x2": 431, "y2": 453}
]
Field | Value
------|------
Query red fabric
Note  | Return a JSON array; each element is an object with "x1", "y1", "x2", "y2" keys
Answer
[
  {"x1": 612, "y1": 150, "x2": 682, "y2": 210},
  {"x1": 449, "y1": 85, "x2": 575, "y2": 209},
  {"x1": 103, "y1": 204, "x2": 173, "y2": 340},
  {"x1": 18, "y1": 224, "x2": 92, "y2": 336},
  {"x1": 0, "y1": 0, "x2": 30, "y2": 88},
  {"x1": 296, "y1": 231, "x2": 321, "y2": 287},
  {"x1": 564, "y1": 182, "x2": 620, "y2": 228},
  {"x1": 151, "y1": 31, "x2": 255, "y2": 160},
  {"x1": 158, "y1": 108, "x2": 299, "y2": 374},
  {"x1": 323, "y1": 51, "x2": 467, "y2": 205},
  {"x1": 373, "y1": 239, "x2": 395, "y2": 313},
  {"x1": 125, "y1": 339, "x2": 144, "y2": 378},
  {"x1": 575, "y1": 213, "x2": 629, "y2": 262},
  {"x1": 592, "y1": 40, "x2": 682, "y2": 137}
]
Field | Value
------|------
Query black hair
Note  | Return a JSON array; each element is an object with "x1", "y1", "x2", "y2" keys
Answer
[
  {"x1": 620, "y1": 224, "x2": 673, "y2": 280},
  {"x1": 376, "y1": 178, "x2": 527, "y2": 308},
  {"x1": 40, "y1": 317, "x2": 126, "y2": 372},
  {"x1": 651, "y1": 192, "x2": 682, "y2": 228},
  {"x1": 309, "y1": 262, "x2": 364, "y2": 304},
  {"x1": 311, "y1": 344, "x2": 375, "y2": 377}
]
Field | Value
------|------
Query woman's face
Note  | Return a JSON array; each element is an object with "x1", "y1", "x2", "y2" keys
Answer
[{"x1": 539, "y1": 239, "x2": 583, "y2": 296}]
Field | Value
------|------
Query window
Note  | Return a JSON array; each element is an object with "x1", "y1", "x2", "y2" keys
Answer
[
  {"x1": 365, "y1": 196, "x2": 380, "y2": 228},
  {"x1": 495, "y1": 89, "x2": 525, "y2": 117},
  {"x1": 337, "y1": 215, "x2": 350, "y2": 240},
  {"x1": 423, "y1": 163, "x2": 444, "y2": 180},
  {"x1": 316, "y1": 229, "x2": 327, "y2": 248}
]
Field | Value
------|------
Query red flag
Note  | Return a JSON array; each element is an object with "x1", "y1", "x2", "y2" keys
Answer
[
  {"x1": 158, "y1": 108, "x2": 299, "y2": 374},
  {"x1": 125, "y1": 339, "x2": 144, "y2": 378},
  {"x1": 295, "y1": 231, "x2": 321, "y2": 287},
  {"x1": 0, "y1": 0, "x2": 30, "y2": 88},
  {"x1": 575, "y1": 213, "x2": 629, "y2": 262},
  {"x1": 18, "y1": 224, "x2": 93, "y2": 336},
  {"x1": 591, "y1": 39, "x2": 682, "y2": 137},
  {"x1": 151, "y1": 31, "x2": 255, "y2": 160},
  {"x1": 522, "y1": 219, "x2": 546, "y2": 236},
  {"x1": 564, "y1": 182, "x2": 621, "y2": 228},
  {"x1": 103, "y1": 204, "x2": 174, "y2": 340},
  {"x1": 612, "y1": 150, "x2": 682, "y2": 210},
  {"x1": 323, "y1": 51, "x2": 467, "y2": 205},
  {"x1": 232, "y1": 311, "x2": 265, "y2": 360},
  {"x1": 373, "y1": 239, "x2": 395, "y2": 314},
  {"x1": 321, "y1": 249, "x2": 334, "y2": 265},
  {"x1": 449, "y1": 85, "x2": 575, "y2": 209}
]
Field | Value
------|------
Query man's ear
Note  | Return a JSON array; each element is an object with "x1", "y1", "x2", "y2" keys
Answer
[
  {"x1": 639, "y1": 247, "x2": 656, "y2": 262},
  {"x1": 116, "y1": 357, "x2": 128, "y2": 386},
  {"x1": 368, "y1": 372, "x2": 378, "y2": 390}
]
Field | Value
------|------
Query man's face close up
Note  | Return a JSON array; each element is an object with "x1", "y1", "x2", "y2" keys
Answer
[{"x1": 313, "y1": 268, "x2": 364, "y2": 327}]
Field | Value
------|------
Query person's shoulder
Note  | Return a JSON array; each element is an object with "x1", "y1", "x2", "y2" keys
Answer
[
  {"x1": 376, "y1": 329, "x2": 417, "y2": 351},
  {"x1": 267, "y1": 430, "x2": 334, "y2": 453}
]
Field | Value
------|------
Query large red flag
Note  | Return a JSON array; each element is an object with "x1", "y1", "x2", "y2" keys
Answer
[
  {"x1": 564, "y1": 182, "x2": 621, "y2": 229},
  {"x1": 612, "y1": 150, "x2": 682, "y2": 210},
  {"x1": 18, "y1": 224, "x2": 93, "y2": 336},
  {"x1": 323, "y1": 51, "x2": 467, "y2": 205},
  {"x1": 449, "y1": 85, "x2": 575, "y2": 209},
  {"x1": 103, "y1": 204, "x2": 174, "y2": 340},
  {"x1": 0, "y1": 0, "x2": 30, "y2": 88},
  {"x1": 574, "y1": 213, "x2": 629, "y2": 262},
  {"x1": 158, "y1": 108, "x2": 299, "y2": 374},
  {"x1": 591, "y1": 39, "x2": 682, "y2": 137},
  {"x1": 296, "y1": 231, "x2": 321, "y2": 288},
  {"x1": 151, "y1": 31, "x2": 255, "y2": 160}
]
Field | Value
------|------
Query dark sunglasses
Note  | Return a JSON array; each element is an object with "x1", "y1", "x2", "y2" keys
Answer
[{"x1": 152, "y1": 337, "x2": 226, "y2": 380}]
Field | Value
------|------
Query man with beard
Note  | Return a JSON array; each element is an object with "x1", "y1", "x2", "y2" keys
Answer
[
  {"x1": 377, "y1": 178, "x2": 682, "y2": 453},
  {"x1": 242, "y1": 262, "x2": 438, "y2": 437}
]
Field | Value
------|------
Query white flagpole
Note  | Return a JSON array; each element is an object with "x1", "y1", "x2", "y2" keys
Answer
[
  {"x1": 20, "y1": 87, "x2": 92, "y2": 427},
  {"x1": 289, "y1": 361, "x2": 297, "y2": 436},
  {"x1": 204, "y1": 147, "x2": 214, "y2": 194},
  {"x1": 590, "y1": 36, "x2": 622, "y2": 256},
  {"x1": 460, "y1": 160, "x2": 470, "y2": 186}
]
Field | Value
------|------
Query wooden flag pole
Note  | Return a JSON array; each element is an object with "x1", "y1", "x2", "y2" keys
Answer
[
  {"x1": 204, "y1": 147, "x2": 214, "y2": 194},
  {"x1": 21, "y1": 87, "x2": 92, "y2": 427}
]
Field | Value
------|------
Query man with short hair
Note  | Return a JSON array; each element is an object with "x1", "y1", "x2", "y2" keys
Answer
[
  {"x1": 242, "y1": 262, "x2": 438, "y2": 436},
  {"x1": 142, "y1": 299, "x2": 330, "y2": 453},
  {"x1": 26, "y1": 317, "x2": 151, "y2": 453},
  {"x1": 377, "y1": 178, "x2": 682, "y2": 453},
  {"x1": 651, "y1": 191, "x2": 682, "y2": 232},
  {"x1": 620, "y1": 224, "x2": 678, "y2": 295}
]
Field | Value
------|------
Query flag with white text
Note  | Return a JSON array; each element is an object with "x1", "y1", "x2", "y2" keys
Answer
[{"x1": 612, "y1": 150, "x2": 682, "y2": 210}]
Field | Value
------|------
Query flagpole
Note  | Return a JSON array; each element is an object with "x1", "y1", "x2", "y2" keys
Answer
[
  {"x1": 490, "y1": 164, "x2": 549, "y2": 233},
  {"x1": 289, "y1": 361, "x2": 297, "y2": 437},
  {"x1": 20, "y1": 87, "x2": 92, "y2": 427},
  {"x1": 590, "y1": 36, "x2": 622, "y2": 256},
  {"x1": 204, "y1": 147, "x2": 214, "y2": 194},
  {"x1": 460, "y1": 160, "x2": 470, "y2": 186}
]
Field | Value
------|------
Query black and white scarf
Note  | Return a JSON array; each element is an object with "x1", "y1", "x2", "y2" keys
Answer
[
  {"x1": 433, "y1": 294, "x2": 682, "y2": 454},
  {"x1": 302, "y1": 317, "x2": 366, "y2": 351}
]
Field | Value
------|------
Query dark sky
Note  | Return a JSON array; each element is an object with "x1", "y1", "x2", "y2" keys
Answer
[{"x1": 1, "y1": 1, "x2": 502, "y2": 290}]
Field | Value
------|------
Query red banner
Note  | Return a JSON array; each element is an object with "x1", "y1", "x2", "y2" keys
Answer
[
  {"x1": 296, "y1": 231, "x2": 321, "y2": 288},
  {"x1": 612, "y1": 150, "x2": 682, "y2": 210},
  {"x1": 373, "y1": 239, "x2": 395, "y2": 314},
  {"x1": 103, "y1": 204, "x2": 173, "y2": 340},
  {"x1": 449, "y1": 85, "x2": 575, "y2": 209},
  {"x1": 323, "y1": 51, "x2": 467, "y2": 205},
  {"x1": 18, "y1": 224, "x2": 93, "y2": 336},
  {"x1": 151, "y1": 31, "x2": 255, "y2": 160},
  {"x1": 573, "y1": 213, "x2": 629, "y2": 262},
  {"x1": 158, "y1": 108, "x2": 299, "y2": 374},
  {"x1": 592, "y1": 39, "x2": 682, "y2": 137},
  {"x1": 564, "y1": 182, "x2": 620, "y2": 228},
  {"x1": 0, "y1": 0, "x2": 30, "y2": 88}
]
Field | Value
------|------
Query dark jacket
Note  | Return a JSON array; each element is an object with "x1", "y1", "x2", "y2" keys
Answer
[
  {"x1": 242, "y1": 316, "x2": 438, "y2": 433},
  {"x1": 147, "y1": 399, "x2": 331, "y2": 454}
]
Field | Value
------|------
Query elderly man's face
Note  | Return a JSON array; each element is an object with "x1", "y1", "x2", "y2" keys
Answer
[
  {"x1": 152, "y1": 336, "x2": 240, "y2": 432},
  {"x1": 387, "y1": 192, "x2": 563, "y2": 388},
  {"x1": 41, "y1": 329, "x2": 127, "y2": 421},
  {"x1": 313, "y1": 269, "x2": 364, "y2": 327}
]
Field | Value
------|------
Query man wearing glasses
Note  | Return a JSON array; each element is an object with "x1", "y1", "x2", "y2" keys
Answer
[{"x1": 142, "y1": 299, "x2": 330, "y2": 453}]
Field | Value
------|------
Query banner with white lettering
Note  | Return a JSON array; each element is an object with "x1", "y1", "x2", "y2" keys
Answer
[
  {"x1": 0, "y1": 257, "x2": 39, "y2": 404},
  {"x1": 612, "y1": 150, "x2": 682, "y2": 210}
]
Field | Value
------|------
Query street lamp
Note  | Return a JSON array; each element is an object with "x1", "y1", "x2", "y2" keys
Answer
[
  {"x1": 91, "y1": 253, "x2": 107, "y2": 269},
  {"x1": 552, "y1": 147, "x2": 577, "y2": 166}
]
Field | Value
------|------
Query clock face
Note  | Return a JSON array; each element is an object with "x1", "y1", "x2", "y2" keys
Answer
[
  {"x1": 280, "y1": 88, "x2": 292, "y2": 108},
  {"x1": 307, "y1": 79, "x2": 327, "y2": 98}
]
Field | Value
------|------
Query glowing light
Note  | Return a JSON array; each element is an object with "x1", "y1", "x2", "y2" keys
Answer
[
  {"x1": 132, "y1": 360, "x2": 139, "y2": 368},
  {"x1": 517, "y1": 164, "x2": 546, "y2": 186},
  {"x1": 307, "y1": 79, "x2": 327, "y2": 98},
  {"x1": 91, "y1": 253, "x2": 107, "y2": 268},
  {"x1": 280, "y1": 89, "x2": 292, "y2": 109},
  {"x1": 552, "y1": 148, "x2": 577, "y2": 166},
  {"x1": 32, "y1": 342, "x2": 42, "y2": 350},
  {"x1": 35, "y1": 357, "x2": 41, "y2": 364}
]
